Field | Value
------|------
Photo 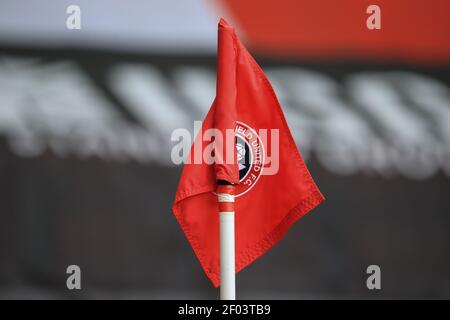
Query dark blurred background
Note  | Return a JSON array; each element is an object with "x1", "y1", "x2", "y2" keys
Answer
[{"x1": 0, "y1": 0, "x2": 449, "y2": 299}]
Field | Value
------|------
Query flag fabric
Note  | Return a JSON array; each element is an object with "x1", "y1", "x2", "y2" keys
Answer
[{"x1": 172, "y1": 18, "x2": 324, "y2": 287}]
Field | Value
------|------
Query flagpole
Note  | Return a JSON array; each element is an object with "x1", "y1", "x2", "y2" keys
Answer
[{"x1": 217, "y1": 180, "x2": 235, "y2": 300}]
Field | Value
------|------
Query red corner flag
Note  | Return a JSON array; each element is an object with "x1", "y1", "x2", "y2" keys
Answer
[{"x1": 172, "y1": 19, "x2": 324, "y2": 287}]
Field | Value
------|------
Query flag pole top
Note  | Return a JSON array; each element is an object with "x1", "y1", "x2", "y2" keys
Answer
[{"x1": 218, "y1": 18, "x2": 232, "y2": 29}]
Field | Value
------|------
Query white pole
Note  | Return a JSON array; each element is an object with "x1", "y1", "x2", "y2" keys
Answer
[{"x1": 217, "y1": 189, "x2": 235, "y2": 300}]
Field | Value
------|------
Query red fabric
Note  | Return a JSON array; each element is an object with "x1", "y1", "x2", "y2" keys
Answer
[
  {"x1": 216, "y1": 185, "x2": 235, "y2": 196},
  {"x1": 173, "y1": 18, "x2": 325, "y2": 287},
  {"x1": 218, "y1": 202, "x2": 235, "y2": 213}
]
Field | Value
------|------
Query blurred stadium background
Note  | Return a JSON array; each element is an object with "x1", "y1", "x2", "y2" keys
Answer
[{"x1": 0, "y1": 0, "x2": 449, "y2": 299}]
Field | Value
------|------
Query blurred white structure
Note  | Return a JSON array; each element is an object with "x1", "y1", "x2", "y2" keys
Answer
[{"x1": 0, "y1": 0, "x2": 224, "y2": 53}]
